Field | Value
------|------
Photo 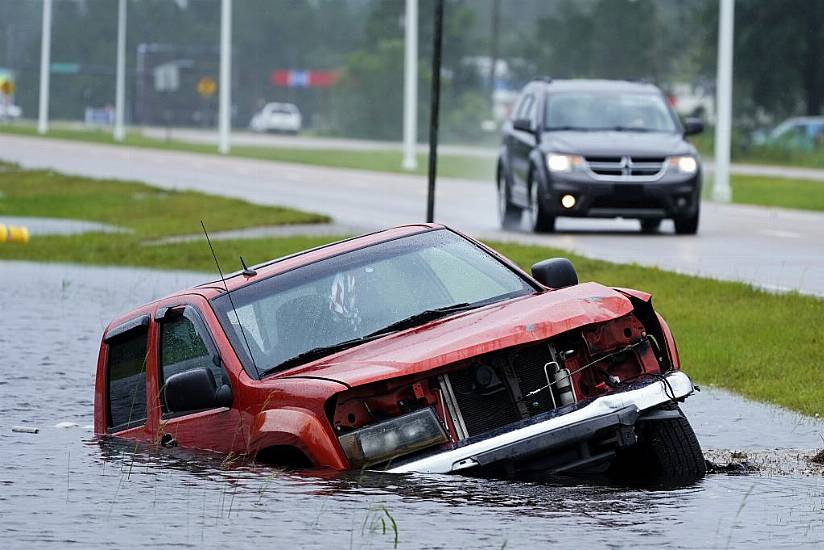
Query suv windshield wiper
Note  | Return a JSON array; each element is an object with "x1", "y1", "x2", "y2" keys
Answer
[
  {"x1": 545, "y1": 125, "x2": 598, "y2": 132},
  {"x1": 366, "y1": 302, "x2": 481, "y2": 338}
]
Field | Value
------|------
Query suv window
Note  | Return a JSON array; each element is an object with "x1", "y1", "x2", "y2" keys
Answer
[
  {"x1": 107, "y1": 325, "x2": 149, "y2": 430},
  {"x1": 159, "y1": 307, "x2": 225, "y2": 414},
  {"x1": 517, "y1": 94, "x2": 535, "y2": 121}
]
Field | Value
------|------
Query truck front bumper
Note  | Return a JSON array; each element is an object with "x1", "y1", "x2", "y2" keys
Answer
[{"x1": 387, "y1": 371, "x2": 694, "y2": 476}]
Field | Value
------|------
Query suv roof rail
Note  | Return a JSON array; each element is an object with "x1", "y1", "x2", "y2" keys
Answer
[{"x1": 538, "y1": 75, "x2": 553, "y2": 83}]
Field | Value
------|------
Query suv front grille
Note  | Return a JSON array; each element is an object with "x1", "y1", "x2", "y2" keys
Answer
[{"x1": 585, "y1": 155, "x2": 666, "y2": 181}]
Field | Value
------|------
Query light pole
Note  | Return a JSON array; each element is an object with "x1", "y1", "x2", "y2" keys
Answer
[
  {"x1": 426, "y1": 0, "x2": 444, "y2": 223},
  {"x1": 402, "y1": 0, "x2": 418, "y2": 171},
  {"x1": 113, "y1": 0, "x2": 127, "y2": 142},
  {"x1": 218, "y1": 0, "x2": 232, "y2": 154},
  {"x1": 37, "y1": 0, "x2": 52, "y2": 135},
  {"x1": 713, "y1": 0, "x2": 734, "y2": 202}
]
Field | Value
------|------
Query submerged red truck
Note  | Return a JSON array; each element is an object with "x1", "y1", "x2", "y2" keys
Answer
[{"x1": 94, "y1": 225, "x2": 705, "y2": 482}]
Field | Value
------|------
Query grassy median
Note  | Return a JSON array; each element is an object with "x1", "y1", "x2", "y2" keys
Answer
[{"x1": 1, "y1": 165, "x2": 823, "y2": 417}]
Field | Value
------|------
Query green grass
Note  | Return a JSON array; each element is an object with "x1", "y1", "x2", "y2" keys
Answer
[
  {"x1": 0, "y1": 162, "x2": 328, "y2": 239},
  {"x1": 1, "y1": 165, "x2": 823, "y2": 416},
  {"x1": 0, "y1": 123, "x2": 496, "y2": 181},
  {"x1": 730, "y1": 174, "x2": 824, "y2": 212}
]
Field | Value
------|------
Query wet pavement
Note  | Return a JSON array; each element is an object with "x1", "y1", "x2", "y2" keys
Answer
[{"x1": 2, "y1": 260, "x2": 824, "y2": 549}]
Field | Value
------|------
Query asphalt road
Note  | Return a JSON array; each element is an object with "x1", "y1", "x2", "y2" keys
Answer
[
  {"x1": 2, "y1": 133, "x2": 823, "y2": 296},
  {"x1": 140, "y1": 125, "x2": 824, "y2": 181}
]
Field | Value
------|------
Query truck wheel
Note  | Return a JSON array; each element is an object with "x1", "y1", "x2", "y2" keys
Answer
[
  {"x1": 497, "y1": 169, "x2": 521, "y2": 229},
  {"x1": 611, "y1": 407, "x2": 706, "y2": 484},
  {"x1": 674, "y1": 209, "x2": 700, "y2": 235},
  {"x1": 528, "y1": 177, "x2": 556, "y2": 233}
]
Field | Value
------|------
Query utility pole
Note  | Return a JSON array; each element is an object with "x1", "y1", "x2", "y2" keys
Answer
[
  {"x1": 218, "y1": 0, "x2": 232, "y2": 154},
  {"x1": 402, "y1": 0, "x2": 418, "y2": 171},
  {"x1": 426, "y1": 0, "x2": 444, "y2": 223},
  {"x1": 113, "y1": 0, "x2": 127, "y2": 142},
  {"x1": 37, "y1": 0, "x2": 52, "y2": 135},
  {"x1": 713, "y1": 0, "x2": 734, "y2": 202}
]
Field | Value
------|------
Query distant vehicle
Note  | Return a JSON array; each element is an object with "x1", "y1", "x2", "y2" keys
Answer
[
  {"x1": 753, "y1": 116, "x2": 824, "y2": 152},
  {"x1": 94, "y1": 224, "x2": 705, "y2": 482},
  {"x1": 249, "y1": 102, "x2": 302, "y2": 134},
  {"x1": 0, "y1": 102, "x2": 21, "y2": 121},
  {"x1": 498, "y1": 79, "x2": 704, "y2": 235}
]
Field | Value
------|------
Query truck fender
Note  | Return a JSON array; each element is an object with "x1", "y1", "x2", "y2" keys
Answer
[{"x1": 250, "y1": 407, "x2": 348, "y2": 470}]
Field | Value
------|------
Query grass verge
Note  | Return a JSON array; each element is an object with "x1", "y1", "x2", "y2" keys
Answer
[
  {"x1": 1, "y1": 166, "x2": 822, "y2": 416},
  {"x1": 0, "y1": 124, "x2": 496, "y2": 181}
]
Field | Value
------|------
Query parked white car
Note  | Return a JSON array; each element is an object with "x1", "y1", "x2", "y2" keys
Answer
[
  {"x1": 249, "y1": 102, "x2": 302, "y2": 134},
  {"x1": 0, "y1": 103, "x2": 22, "y2": 121}
]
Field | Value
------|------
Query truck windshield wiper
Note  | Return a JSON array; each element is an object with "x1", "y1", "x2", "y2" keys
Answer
[
  {"x1": 365, "y1": 302, "x2": 480, "y2": 338},
  {"x1": 264, "y1": 333, "x2": 389, "y2": 375},
  {"x1": 545, "y1": 125, "x2": 598, "y2": 132},
  {"x1": 262, "y1": 303, "x2": 482, "y2": 376}
]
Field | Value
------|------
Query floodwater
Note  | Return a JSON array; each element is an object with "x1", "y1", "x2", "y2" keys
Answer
[{"x1": 2, "y1": 260, "x2": 823, "y2": 549}]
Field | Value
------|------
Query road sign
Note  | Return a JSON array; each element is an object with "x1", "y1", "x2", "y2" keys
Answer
[
  {"x1": 197, "y1": 76, "x2": 217, "y2": 98},
  {"x1": 0, "y1": 80, "x2": 14, "y2": 95}
]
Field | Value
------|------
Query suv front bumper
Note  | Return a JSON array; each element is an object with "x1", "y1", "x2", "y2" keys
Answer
[
  {"x1": 387, "y1": 371, "x2": 695, "y2": 476},
  {"x1": 542, "y1": 171, "x2": 702, "y2": 220}
]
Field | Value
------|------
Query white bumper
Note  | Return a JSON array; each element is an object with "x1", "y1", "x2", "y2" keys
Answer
[{"x1": 387, "y1": 371, "x2": 694, "y2": 475}]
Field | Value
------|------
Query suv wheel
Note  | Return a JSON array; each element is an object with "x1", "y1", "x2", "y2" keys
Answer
[
  {"x1": 640, "y1": 219, "x2": 662, "y2": 233},
  {"x1": 497, "y1": 169, "x2": 522, "y2": 229},
  {"x1": 528, "y1": 177, "x2": 555, "y2": 233},
  {"x1": 674, "y1": 208, "x2": 700, "y2": 235}
]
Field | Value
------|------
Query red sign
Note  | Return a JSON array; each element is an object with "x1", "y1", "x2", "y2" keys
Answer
[{"x1": 271, "y1": 69, "x2": 339, "y2": 88}]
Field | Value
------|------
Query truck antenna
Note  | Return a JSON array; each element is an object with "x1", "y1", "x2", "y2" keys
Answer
[{"x1": 200, "y1": 220, "x2": 260, "y2": 379}]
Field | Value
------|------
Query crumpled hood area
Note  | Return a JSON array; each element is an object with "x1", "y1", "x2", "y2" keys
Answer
[{"x1": 278, "y1": 282, "x2": 634, "y2": 388}]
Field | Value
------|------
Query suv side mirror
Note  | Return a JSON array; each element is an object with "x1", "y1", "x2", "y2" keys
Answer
[
  {"x1": 513, "y1": 118, "x2": 535, "y2": 133},
  {"x1": 531, "y1": 258, "x2": 578, "y2": 288},
  {"x1": 683, "y1": 118, "x2": 704, "y2": 136},
  {"x1": 163, "y1": 368, "x2": 232, "y2": 413}
]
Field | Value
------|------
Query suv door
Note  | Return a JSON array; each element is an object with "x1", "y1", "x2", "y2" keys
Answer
[
  {"x1": 510, "y1": 92, "x2": 538, "y2": 205},
  {"x1": 154, "y1": 301, "x2": 244, "y2": 453}
]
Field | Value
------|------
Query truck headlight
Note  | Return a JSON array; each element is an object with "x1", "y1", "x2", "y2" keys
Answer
[
  {"x1": 668, "y1": 155, "x2": 698, "y2": 174},
  {"x1": 546, "y1": 153, "x2": 584, "y2": 173},
  {"x1": 338, "y1": 408, "x2": 448, "y2": 468}
]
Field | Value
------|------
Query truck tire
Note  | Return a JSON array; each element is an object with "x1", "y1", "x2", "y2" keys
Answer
[
  {"x1": 611, "y1": 407, "x2": 706, "y2": 484},
  {"x1": 674, "y1": 209, "x2": 700, "y2": 235}
]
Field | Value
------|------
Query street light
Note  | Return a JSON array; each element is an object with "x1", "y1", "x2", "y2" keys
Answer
[
  {"x1": 218, "y1": 0, "x2": 232, "y2": 154},
  {"x1": 37, "y1": 0, "x2": 52, "y2": 135},
  {"x1": 402, "y1": 0, "x2": 418, "y2": 171},
  {"x1": 713, "y1": 0, "x2": 735, "y2": 202},
  {"x1": 114, "y1": 0, "x2": 127, "y2": 142}
]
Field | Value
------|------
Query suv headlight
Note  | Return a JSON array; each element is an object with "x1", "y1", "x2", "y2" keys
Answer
[
  {"x1": 546, "y1": 153, "x2": 585, "y2": 173},
  {"x1": 668, "y1": 155, "x2": 698, "y2": 175},
  {"x1": 338, "y1": 408, "x2": 448, "y2": 468}
]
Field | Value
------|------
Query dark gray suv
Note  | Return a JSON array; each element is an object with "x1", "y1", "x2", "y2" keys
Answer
[{"x1": 497, "y1": 79, "x2": 703, "y2": 234}]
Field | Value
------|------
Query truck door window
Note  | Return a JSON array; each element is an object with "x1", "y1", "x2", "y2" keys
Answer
[
  {"x1": 159, "y1": 308, "x2": 226, "y2": 414},
  {"x1": 106, "y1": 326, "x2": 149, "y2": 431}
]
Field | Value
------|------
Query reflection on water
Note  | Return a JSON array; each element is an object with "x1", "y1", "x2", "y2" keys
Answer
[{"x1": 2, "y1": 260, "x2": 824, "y2": 549}]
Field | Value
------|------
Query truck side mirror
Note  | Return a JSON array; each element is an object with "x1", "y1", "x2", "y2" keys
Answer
[
  {"x1": 163, "y1": 368, "x2": 232, "y2": 413},
  {"x1": 531, "y1": 258, "x2": 578, "y2": 288}
]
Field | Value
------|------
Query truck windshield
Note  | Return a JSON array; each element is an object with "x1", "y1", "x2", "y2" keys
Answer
[
  {"x1": 211, "y1": 229, "x2": 535, "y2": 377},
  {"x1": 545, "y1": 91, "x2": 678, "y2": 132}
]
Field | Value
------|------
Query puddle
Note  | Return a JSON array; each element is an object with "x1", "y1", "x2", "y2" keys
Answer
[
  {"x1": 0, "y1": 216, "x2": 125, "y2": 236},
  {"x1": 2, "y1": 260, "x2": 824, "y2": 549}
]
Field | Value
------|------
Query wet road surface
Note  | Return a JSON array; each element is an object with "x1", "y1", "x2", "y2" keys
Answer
[
  {"x1": 2, "y1": 261, "x2": 824, "y2": 549},
  {"x1": 2, "y1": 134, "x2": 824, "y2": 296}
]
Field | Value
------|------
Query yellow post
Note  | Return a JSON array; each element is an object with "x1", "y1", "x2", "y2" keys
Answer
[{"x1": 0, "y1": 224, "x2": 30, "y2": 244}]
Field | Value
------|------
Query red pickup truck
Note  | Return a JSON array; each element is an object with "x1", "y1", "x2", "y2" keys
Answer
[{"x1": 94, "y1": 224, "x2": 705, "y2": 482}]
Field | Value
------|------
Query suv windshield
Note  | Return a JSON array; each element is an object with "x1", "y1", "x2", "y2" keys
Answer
[
  {"x1": 211, "y1": 229, "x2": 534, "y2": 376},
  {"x1": 544, "y1": 92, "x2": 677, "y2": 132}
]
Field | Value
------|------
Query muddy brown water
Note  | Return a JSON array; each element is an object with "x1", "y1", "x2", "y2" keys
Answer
[{"x1": 2, "y1": 261, "x2": 823, "y2": 549}]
